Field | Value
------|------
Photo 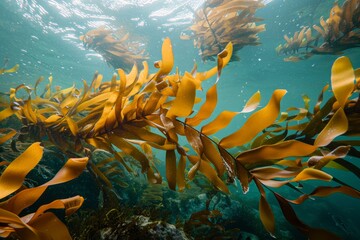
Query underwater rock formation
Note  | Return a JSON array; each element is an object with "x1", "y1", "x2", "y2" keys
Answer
[
  {"x1": 80, "y1": 26, "x2": 148, "y2": 70},
  {"x1": 276, "y1": 0, "x2": 360, "y2": 61},
  {"x1": 0, "y1": 38, "x2": 360, "y2": 239},
  {"x1": 181, "y1": 0, "x2": 265, "y2": 61}
]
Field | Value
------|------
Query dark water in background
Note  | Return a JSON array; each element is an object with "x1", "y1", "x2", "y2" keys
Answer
[{"x1": 1, "y1": 0, "x2": 360, "y2": 239}]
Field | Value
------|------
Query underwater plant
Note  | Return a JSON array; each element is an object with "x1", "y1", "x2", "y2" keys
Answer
[
  {"x1": 0, "y1": 63, "x2": 19, "y2": 75},
  {"x1": 0, "y1": 37, "x2": 359, "y2": 239},
  {"x1": 276, "y1": 0, "x2": 360, "y2": 61},
  {"x1": 180, "y1": 0, "x2": 265, "y2": 61},
  {"x1": 0, "y1": 142, "x2": 88, "y2": 239},
  {"x1": 80, "y1": 26, "x2": 148, "y2": 70}
]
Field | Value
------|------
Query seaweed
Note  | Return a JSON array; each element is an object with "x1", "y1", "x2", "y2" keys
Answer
[
  {"x1": 80, "y1": 26, "x2": 148, "y2": 70},
  {"x1": 276, "y1": 0, "x2": 360, "y2": 61},
  {"x1": 0, "y1": 38, "x2": 359, "y2": 239},
  {"x1": 0, "y1": 142, "x2": 88, "y2": 239},
  {"x1": 181, "y1": 0, "x2": 265, "y2": 62}
]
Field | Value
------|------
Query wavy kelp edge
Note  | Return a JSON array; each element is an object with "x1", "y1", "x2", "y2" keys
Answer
[
  {"x1": 0, "y1": 38, "x2": 359, "y2": 239},
  {"x1": 0, "y1": 142, "x2": 88, "y2": 239}
]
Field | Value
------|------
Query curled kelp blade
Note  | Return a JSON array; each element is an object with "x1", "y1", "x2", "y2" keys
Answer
[
  {"x1": 0, "y1": 142, "x2": 43, "y2": 199},
  {"x1": 254, "y1": 179, "x2": 275, "y2": 237},
  {"x1": 273, "y1": 192, "x2": 341, "y2": 239},
  {"x1": 331, "y1": 56, "x2": 355, "y2": 108}
]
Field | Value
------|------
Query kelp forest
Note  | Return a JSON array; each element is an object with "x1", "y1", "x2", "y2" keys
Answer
[{"x1": 1, "y1": 0, "x2": 360, "y2": 240}]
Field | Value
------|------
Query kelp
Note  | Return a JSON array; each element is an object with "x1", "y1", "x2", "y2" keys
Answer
[
  {"x1": 181, "y1": 0, "x2": 265, "y2": 61},
  {"x1": 80, "y1": 26, "x2": 148, "y2": 70},
  {"x1": 0, "y1": 142, "x2": 88, "y2": 239},
  {"x1": 0, "y1": 64, "x2": 19, "y2": 75},
  {"x1": 0, "y1": 38, "x2": 360, "y2": 239},
  {"x1": 276, "y1": 0, "x2": 360, "y2": 61}
]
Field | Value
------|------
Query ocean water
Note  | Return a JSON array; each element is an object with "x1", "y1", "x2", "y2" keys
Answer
[{"x1": 1, "y1": 0, "x2": 360, "y2": 239}]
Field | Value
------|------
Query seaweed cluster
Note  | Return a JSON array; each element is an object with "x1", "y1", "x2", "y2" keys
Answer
[
  {"x1": 0, "y1": 142, "x2": 87, "y2": 239},
  {"x1": 181, "y1": 0, "x2": 266, "y2": 61},
  {"x1": 276, "y1": 0, "x2": 360, "y2": 61},
  {"x1": 80, "y1": 26, "x2": 148, "y2": 70},
  {"x1": 0, "y1": 38, "x2": 360, "y2": 239}
]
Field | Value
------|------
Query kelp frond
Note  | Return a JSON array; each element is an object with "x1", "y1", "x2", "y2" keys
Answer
[
  {"x1": 80, "y1": 26, "x2": 148, "y2": 70},
  {"x1": 0, "y1": 38, "x2": 359, "y2": 239},
  {"x1": 181, "y1": 0, "x2": 265, "y2": 62},
  {"x1": 0, "y1": 142, "x2": 88, "y2": 239},
  {"x1": 276, "y1": 0, "x2": 360, "y2": 61}
]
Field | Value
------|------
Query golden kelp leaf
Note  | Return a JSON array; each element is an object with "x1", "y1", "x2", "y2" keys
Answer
[
  {"x1": 0, "y1": 208, "x2": 37, "y2": 238},
  {"x1": 236, "y1": 140, "x2": 317, "y2": 166},
  {"x1": 314, "y1": 108, "x2": 348, "y2": 147},
  {"x1": 90, "y1": 72, "x2": 103, "y2": 92},
  {"x1": 331, "y1": 56, "x2": 355, "y2": 108},
  {"x1": 201, "y1": 111, "x2": 238, "y2": 135},
  {"x1": 273, "y1": 192, "x2": 340, "y2": 239},
  {"x1": 61, "y1": 195, "x2": 84, "y2": 215},
  {"x1": 89, "y1": 162, "x2": 113, "y2": 188},
  {"x1": 19, "y1": 212, "x2": 72, "y2": 240},
  {"x1": 23, "y1": 99, "x2": 37, "y2": 124},
  {"x1": 0, "y1": 142, "x2": 43, "y2": 199},
  {"x1": 355, "y1": 68, "x2": 360, "y2": 85},
  {"x1": 44, "y1": 157, "x2": 88, "y2": 186},
  {"x1": 195, "y1": 42, "x2": 233, "y2": 81},
  {"x1": 290, "y1": 168, "x2": 332, "y2": 182},
  {"x1": 65, "y1": 116, "x2": 78, "y2": 136},
  {"x1": 220, "y1": 89, "x2": 287, "y2": 148},
  {"x1": 1, "y1": 157, "x2": 88, "y2": 216},
  {"x1": 200, "y1": 134, "x2": 225, "y2": 176},
  {"x1": 122, "y1": 124, "x2": 166, "y2": 145},
  {"x1": 108, "y1": 133, "x2": 150, "y2": 172},
  {"x1": 166, "y1": 150, "x2": 177, "y2": 190},
  {"x1": 241, "y1": 90, "x2": 261, "y2": 113},
  {"x1": 0, "y1": 108, "x2": 15, "y2": 121},
  {"x1": 186, "y1": 84, "x2": 217, "y2": 127},
  {"x1": 184, "y1": 124, "x2": 203, "y2": 155},
  {"x1": 187, "y1": 155, "x2": 201, "y2": 180},
  {"x1": 156, "y1": 37, "x2": 174, "y2": 76},
  {"x1": 0, "y1": 128, "x2": 16, "y2": 144},
  {"x1": 176, "y1": 154, "x2": 186, "y2": 191},
  {"x1": 291, "y1": 185, "x2": 360, "y2": 204},
  {"x1": 3, "y1": 64, "x2": 19, "y2": 74},
  {"x1": 92, "y1": 92, "x2": 118, "y2": 134},
  {"x1": 308, "y1": 145, "x2": 350, "y2": 169},
  {"x1": 44, "y1": 115, "x2": 62, "y2": 124},
  {"x1": 251, "y1": 167, "x2": 299, "y2": 180},
  {"x1": 255, "y1": 179, "x2": 275, "y2": 237},
  {"x1": 187, "y1": 155, "x2": 229, "y2": 193},
  {"x1": 166, "y1": 74, "x2": 196, "y2": 118}
]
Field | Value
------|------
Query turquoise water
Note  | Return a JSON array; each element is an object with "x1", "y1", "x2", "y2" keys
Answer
[{"x1": 1, "y1": 0, "x2": 360, "y2": 239}]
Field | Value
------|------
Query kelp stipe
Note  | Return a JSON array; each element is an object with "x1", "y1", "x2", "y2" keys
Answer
[{"x1": 0, "y1": 38, "x2": 359, "y2": 239}]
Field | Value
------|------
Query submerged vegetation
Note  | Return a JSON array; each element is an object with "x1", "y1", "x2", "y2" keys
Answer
[
  {"x1": 0, "y1": 36, "x2": 360, "y2": 239},
  {"x1": 276, "y1": 0, "x2": 360, "y2": 61},
  {"x1": 0, "y1": 142, "x2": 87, "y2": 239},
  {"x1": 180, "y1": 0, "x2": 265, "y2": 61},
  {"x1": 80, "y1": 26, "x2": 148, "y2": 70}
]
